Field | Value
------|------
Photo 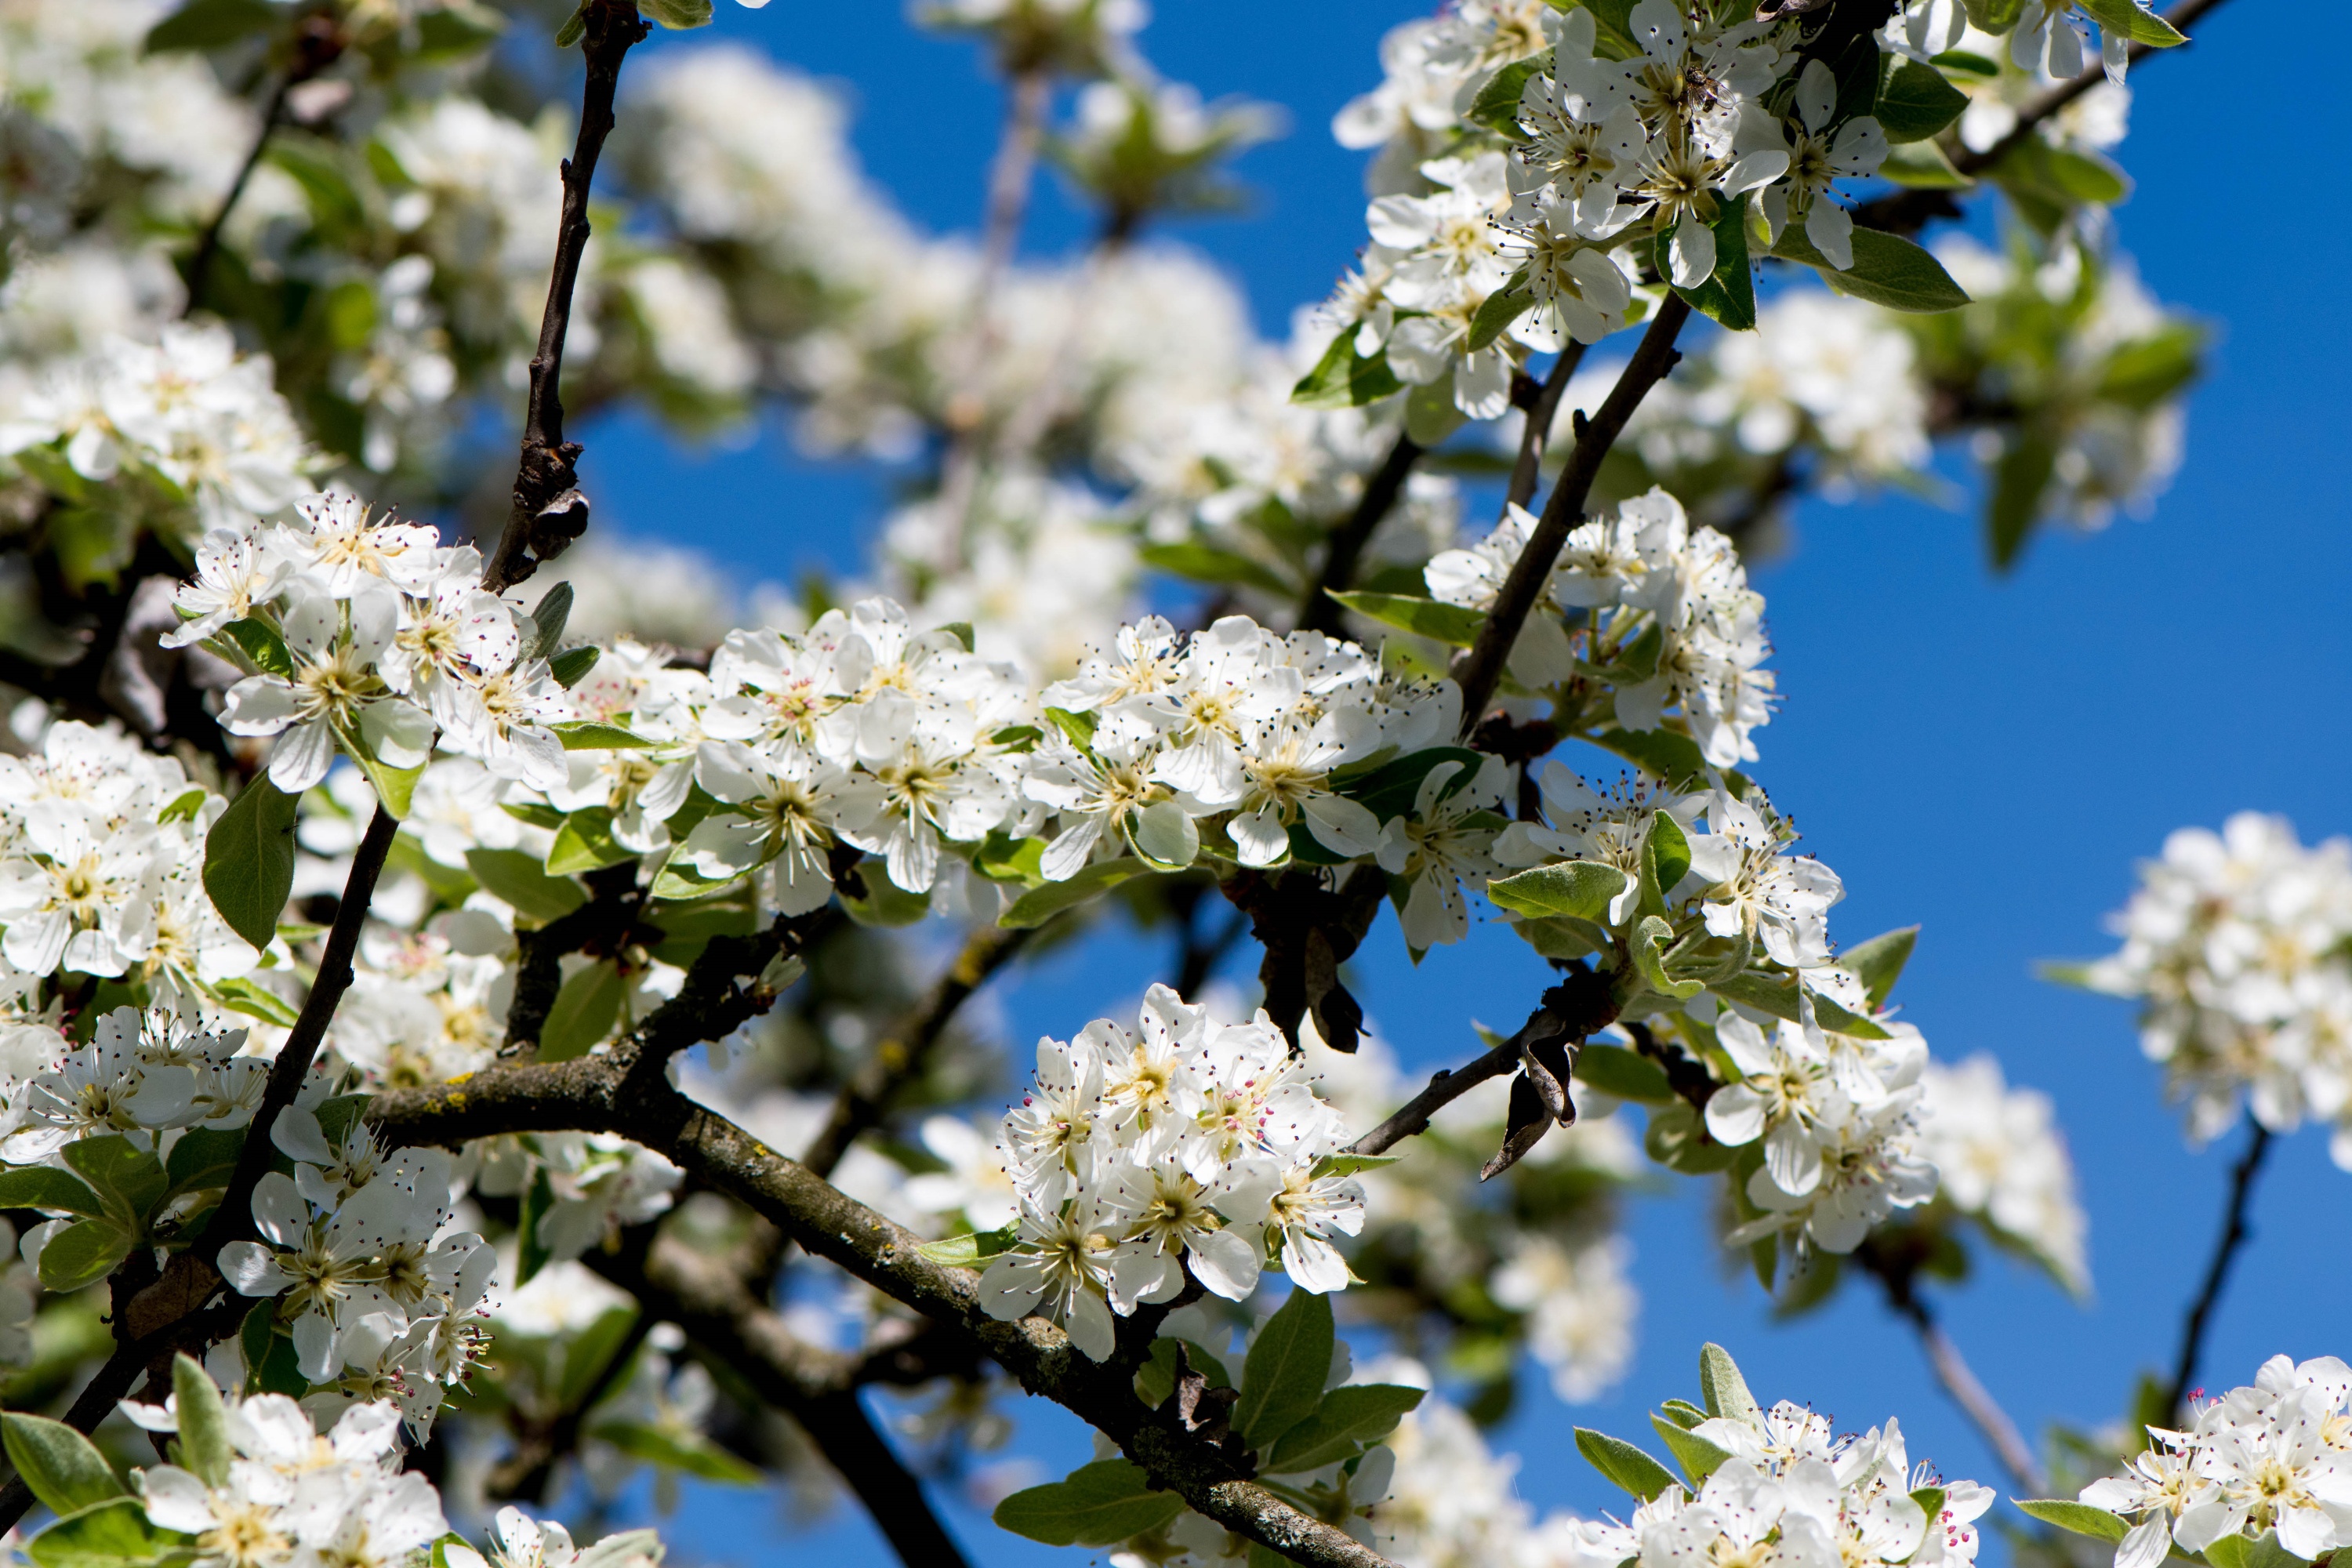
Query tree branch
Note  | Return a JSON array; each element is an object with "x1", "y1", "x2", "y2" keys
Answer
[
  {"x1": 488, "y1": 1305, "x2": 655, "y2": 1502},
  {"x1": 1855, "y1": 1239, "x2": 2045, "y2": 1495},
  {"x1": 1450, "y1": 296, "x2": 1692, "y2": 731},
  {"x1": 183, "y1": 14, "x2": 346, "y2": 313},
  {"x1": 585, "y1": 1232, "x2": 975, "y2": 1568},
  {"x1": 1502, "y1": 345, "x2": 1588, "y2": 515},
  {"x1": 368, "y1": 1054, "x2": 1399, "y2": 1568},
  {"x1": 479, "y1": 0, "x2": 652, "y2": 594},
  {"x1": 1297, "y1": 431, "x2": 1422, "y2": 637},
  {"x1": 2166, "y1": 1116, "x2": 2271, "y2": 1420},
  {"x1": 802, "y1": 921, "x2": 1035, "y2": 1180}
]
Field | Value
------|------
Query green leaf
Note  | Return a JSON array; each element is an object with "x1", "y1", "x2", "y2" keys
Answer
[
  {"x1": 1879, "y1": 140, "x2": 1973, "y2": 189},
  {"x1": 994, "y1": 1461, "x2": 1186, "y2": 1548},
  {"x1": 1629, "y1": 916, "x2": 1704, "y2": 1000},
  {"x1": 24, "y1": 1497, "x2": 180, "y2": 1568},
  {"x1": 1707, "y1": 971, "x2": 1889, "y2": 1039},
  {"x1": 466, "y1": 848, "x2": 586, "y2": 923},
  {"x1": 538, "y1": 960, "x2": 626, "y2": 1062},
  {"x1": 1842, "y1": 926, "x2": 1918, "y2": 1009},
  {"x1": 1290, "y1": 330, "x2": 1403, "y2": 409},
  {"x1": 1587, "y1": 728, "x2": 1713, "y2": 789},
  {"x1": 1651, "y1": 1411, "x2": 1732, "y2": 1486},
  {"x1": 340, "y1": 736, "x2": 423, "y2": 821},
  {"x1": 1265, "y1": 1385, "x2": 1426, "y2": 1475},
  {"x1": 552, "y1": 720, "x2": 655, "y2": 751},
  {"x1": 1575, "y1": 1427, "x2": 1679, "y2": 1501},
  {"x1": 971, "y1": 832, "x2": 1048, "y2": 887},
  {"x1": 164, "y1": 1127, "x2": 246, "y2": 1197},
  {"x1": 1699, "y1": 1342, "x2": 1762, "y2": 1425},
  {"x1": 412, "y1": 0, "x2": 504, "y2": 57},
  {"x1": 517, "y1": 1167, "x2": 555, "y2": 1286},
  {"x1": 1338, "y1": 747, "x2": 1486, "y2": 822},
  {"x1": 1660, "y1": 192, "x2": 1755, "y2": 332},
  {"x1": 2096, "y1": 325, "x2": 2203, "y2": 410},
  {"x1": 998, "y1": 858, "x2": 1149, "y2": 930},
  {"x1": 1642, "y1": 810, "x2": 1691, "y2": 914},
  {"x1": 915, "y1": 1224, "x2": 1018, "y2": 1269},
  {"x1": 1138, "y1": 542, "x2": 1294, "y2": 599},
  {"x1": 554, "y1": 1305, "x2": 642, "y2": 1405},
  {"x1": 1486, "y1": 862, "x2": 1628, "y2": 923},
  {"x1": 1326, "y1": 592, "x2": 1485, "y2": 648},
  {"x1": 521, "y1": 583, "x2": 572, "y2": 664},
  {"x1": 156, "y1": 788, "x2": 209, "y2": 825},
  {"x1": 549, "y1": 646, "x2": 601, "y2": 688},
  {"x1": 1235, "y1": 1289, "x2": 1334, "y2": 1452},
  {"x1": 546, "y1": 810, "x2": 634, "y2": 876},
  {"x1": 1309, "y1": 1152, "x2": 1401, "y2": 1181},
  {"x1": 205, "y1": 976, "x2": 300, "y2": 1028},
  {"x1": 588, "y1": 1418, "x2": 758, "y2": 1480},
  {"x1": 1987, "y1": 430, "x2": 2057, "y2": 570},
  {"x1": 2, "y1": 1416, "x2": 123, "y2": 1516},
  {"x1": 1995, "y1": 140, "x2": 2129, "y2": 208},
  {"x1": 840, "y1": 863, "x2": 931, "y2": 927},
  {"x1": 143, "y1": 0, "x2": 274, "y2": 52},
  {"x1": 2205, "y1": 1534, "x2": 2250, "y2": 1568},
  {"x1": 1644, "y1": 1099, "x2": 1737, "y2": 1172},
  {"x1": 204, "y1": 779, "x2": 299, "y2": 952},
  {"x1": 1467, "y1": 285, "x2": 1536, "y2": 354},
  {"x1": 1466, "y1": 56, "x2": 1544, "y2": 137},
  {"x1": 1659, "y1": 1399, "x2": 1708, "y2": 1429},
  {"x1": 2013, "y1": 1501, "x2": 2128, "y2": 1544},
  {"x1": 554, "y1": 2, "x2": 586, "y2": 45},
  {"x1": 1875, "y1": 59, "x2": 1970, "y2": 143},
  {"x1": 0, "y1": 1168, "x2": 104, "y2": 1217},
  {"x1": 644, "y1": 897, "x2": 757, "y2": 968},
  {"x1": 2076, "y1": 0, "x2": 2183, "y2": 45},
  {"x1": 634, "y1": 0, "x2": 711, "y2": 26},
  {"x1": 1573, "y1": 1042, "x2": 1675, "y2": 1104},
  {"x1": 172, "y1": 1354, "x2": 232, "y2": 1488},
  {"x1": 61, "y1": 1137, "x2": 167, "y2": 1226},
  {"x1": 1911, "y1": 1488, "x2": 1947, "y2": 1530},
  {"x1": 218, "y1": 619, "x2": 294, "y2": 680},
  {"x1": 1772, "y1": 225, "x2": 1970, "y2": 314}
]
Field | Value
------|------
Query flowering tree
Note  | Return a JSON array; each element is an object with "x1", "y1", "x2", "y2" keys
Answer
[{"x1": 0, "y1": 0, "x2": 2305, "y2": 1566}]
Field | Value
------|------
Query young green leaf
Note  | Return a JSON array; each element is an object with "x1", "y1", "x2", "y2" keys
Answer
[
  {"x1": 523, "y1": 581, "x2": 572, "y2": 664},
  {"x1": 2012, "y1": 1501, "x2": 2127, "y2": 1543},
  {"x1": 203, "y1": 778, "x2": 299, "y2": 951},
  {"x1": 1467, "y1": 285, "x2": 1536, "y2": 353},
  {"x1": 537, "y1": 960, "x2": 626, "y2": 1062},
  {"x1": 1138, "y1": 542, "x2": 1296, "y2": 599},
  {"x1": 1658, "y1": 192, "x2": 1755, "y2": 332},
  {"x1": 143, "y1": 0, "x2": 276, "y2": 51},
  {"x1": 1486, "y1": 862, "x2": 1628, "y2": 923},
  {"x1": 172, "y1": 1353, "x2": 232, "y2": 1487},
  {"x1": 993, "y1": 1460, "x2": 1187, "y2": 1547},
  {"x1": 1659, "y1": 1398, "x2": 1709, "y2": 1430},
  {"x1": 1574, "y1": 1427, "x2": 1679, "y2": 1501},
  {"x1": 2, "y1": 1414, "x2": 124, "y2": 1516},
  {"x1": 1572, "y1": 1043, "x2": 1675, "y2": 1104},
  {"x1": 546, "y1": 810, "x2": 633, "y2": 875},
  {"x1": 1651, "y1": 1412, "x2": 1732, "y2": 1486},
  {"x1": 2076, "y1": 0, "x2": 2183, "y2": 45},
  {"x1": 1842, "y1": 925, "x2": 1919, "y2": 1008},
  {"x1": 1235, "y1": 1288, "x2": 1335, "y2": 1451},
  {"x1": 998, "y1": 858, "x2": 1149, "y2": 930},
  {"x1": 1265, "y1": 1384, "x2": 1426, "y2": 1475},
  {"x1": 1629, "y1": 916, "x2": 1704, "y2": 1000},
  {"x1": 0, "y1": 1167, "x2": 104, "y2": 1216},
  {"x1": 916, "y1": 1224, "x2": 1019, "y2": 1269},
  {"x1": 1698, "y1": 1342, "x2": 1762, "y2": 1425},
  {"x1": 549, "y1": 645, "x2": 601, "y2": 688},
  {"x1": 551, "y1": 720, "x2": 655, "y2": 750},
  {"x1": 589, "y1": 1419, "x2": 760, "y2": 1481},
  {"x1": 1772, "y1": 225, "x2": 1971, "y2": 313},
  {"x1": 1290, "y1": 332, "x2": 1403, "y2": 409},
  {"x1": 1325, "y1": 591, "x2": 1486, "y2": 648},
  {"x1": 465, "y1": 849, "x2": 586, "y2": 923},
  {"x1": 24, "y1": 1497, "x2": 180, "y2": 1568}
]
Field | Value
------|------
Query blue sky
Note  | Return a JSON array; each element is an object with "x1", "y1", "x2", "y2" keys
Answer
[{"x1": 571, "y1": 3, "x2": 2352, "y2": 1563}]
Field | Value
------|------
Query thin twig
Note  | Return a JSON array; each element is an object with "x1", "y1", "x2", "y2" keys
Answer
[
  {"x1": 490, "y1": 1309, "x2": 655, "y2": 1501},
  {"x1": 480, "y1": 0, "x2": 652, "y2": 594},
  {"x1": 1297, "y1": 431, "x2": 1422, "y2": 637},
  {"x1": 1450, "y1": 296, "x2": 1691, "y2": 731},
  {"x1": 801, "y1": 921, "x2": 1036, "y2": 1179},
  {"x1": 1858, "y1": 1240, "x2": 2045, "y2": 1494},
  {"x1": 1503, "y1": 344, "x2": 1588, "y2": 515},
  {"x1": 2166, "y1": 1117, "x2": 2273, "y2": 1420},
  {"x1": 183, "y1": 13, "x2": 346, "y2": 313}
]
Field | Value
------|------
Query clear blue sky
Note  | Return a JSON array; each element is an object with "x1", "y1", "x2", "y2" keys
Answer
[{"x1": 573, "y1": 3, "x2": 2352, "y2": 1562}]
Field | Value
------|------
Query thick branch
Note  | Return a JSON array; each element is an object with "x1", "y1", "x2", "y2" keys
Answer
[
  {"x1": 1297, "y1": 432, "x2": 1422, "y2": 637},
  {"x1": 369, "y1": 1057, "x2": 1398, "y2": 1568},
  {"x1": 1450, "y1": 296, "x2": 1691, "y2": 730},
  {"x1": 802, "y1": 921, "x2": 1035, "y2": 1180},
  {"x1": 1503, "y1": 345, "x2": 1587, "y2": 515},
  {"x1": 2166, "y1": 1117, "x2": 2271, "y2": 1419},
  {"x1": 479, "y1": 0, "x2": 651, "y2": 593}
]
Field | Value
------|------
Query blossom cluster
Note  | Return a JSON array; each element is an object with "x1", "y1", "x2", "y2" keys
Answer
[
  {"x1": 175, "y1": 491, "x2": 570, "y2": 797},
  {"x1": 2079, "y1": 812, "x2": 2352, "y2": 1161},
  {"x1": 1, "y1": 1007, "x2": 262, "y2": 1166},
  {"x1": 977, "y1": 985, "x2": 1365, "y2": 1359},
  {"x1": 0, "y1": 716, "x2": 255, "y2": 1006},
  {"x1": 2077, "y1": 1354, "x2": 2352, "y2": 1568},
  {"x1": 1429, "y1": 485, "x2": 1772, "y2": 767},
  {"x1": 1631, "y1": 1396, "x2": 1994, "y2": 1568},
  {"x1": 1915, "y1": 1052, "x2": 2089, "y2": 1293},
  {"x1": 0, "y1": 322, "x2": 311, "y2": 543},
  {"x1": 217, "y1": 1106, "x2": 492, "y2": 1432}
]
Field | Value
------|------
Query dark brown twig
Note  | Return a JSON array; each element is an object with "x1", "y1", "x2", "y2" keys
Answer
[
  {"x1": 1450, "y1": 296, "x2": 1692, "y2": 731},
  {"x1": 183, "y1": 13, "x2": 347, "y2": 313},
  {"x1": 1297, "y1": 431, "x2": 1422, "y2": 637},
  {"x1": 2166, "y1": 1117, "x2": 2272, "y2": 1421},
  {"x1": 1502, "y1": 344, "x2": 1587, "y2": 515},
  {"x1": 801, "y1": 921, "x2": 1036, "y2": 1180},
  {"x1": 479, "y1": 0, "x2": 652, "y2": 593},
  {"x1": 1344, "y1": 971, "x2": 1617, "y2": 1156}
]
